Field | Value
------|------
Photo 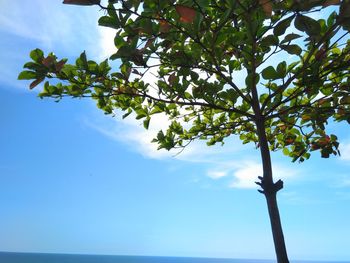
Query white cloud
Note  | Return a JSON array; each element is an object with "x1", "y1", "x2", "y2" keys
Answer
[
  {"x1": 85, "y1": 108, "x2": 247, "y2": 162},
  {"x1": 98, "y1": 27, "x2": 117, "y2": 60},
  {"x1": 339, "y1": 142, "x2": 350, "y2": 161},
  {"x1": 207, "y1": 170, "x2": 228, "y2": 180},
  {"x1": 204, "y1": 161, "x2": 299, "y2": 189},
  {"x1": 85, "y1": 111, "x2": 175, "y2": 159},
  {"x1": 85, "y1": 106, "x2": 300, "y2": 189},
  {"x1": 0, "y1": 1, "x2": 100, "y2": 50},
  {"x1": 229, "y1": 162, "x2": 263, "y2": 189},
  {"x1": 233, "y1": 162, "x2": 298, "y2": 189},
  {"x1": 0, "y1": 1, "x2": 105, "y2": 90}
]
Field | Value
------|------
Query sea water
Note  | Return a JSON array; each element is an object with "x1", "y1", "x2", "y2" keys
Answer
[
  {"x1": 0, "y1": 252, "x2": 347, "y2": 263},
  {"x1": 0, "y1": 253, "x2": 270, "y2": 263}
]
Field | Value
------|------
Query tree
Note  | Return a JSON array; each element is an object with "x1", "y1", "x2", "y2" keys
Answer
[{"x1": 18, "y1": 0, "x2": 350, "y2": 262}]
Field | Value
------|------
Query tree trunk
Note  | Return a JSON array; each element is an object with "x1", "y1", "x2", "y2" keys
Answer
[
  {"x1": 264, "y1": 191, "x2": 289, "y2": 263},
  {"x1": 255, "y1": 120, "x2": 290, "y2": 263},
  {"x1": 248, "y1": 35, "x2": 289, "y2": 262}
]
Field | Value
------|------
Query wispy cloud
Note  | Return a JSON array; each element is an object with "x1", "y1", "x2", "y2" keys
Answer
[
  {"x1": 0, "y1": 1, "x2": 100, "y2": 50},
  {"x1": 84, "y1": 111, "x2": 176, "y2": 159},
  {"x1": 0, "y1": 1, "x2": 105, "y2": 90},
  {"x1": 229, "y1": 161, "x2": 263, "y2": 189},
  {"x1": 84, "y1": 109, "x2": 246, "y2": 161},
  {"x1": 339, "y1": 142, "x2": 350, "y2": 161},
  {"x1": 207, "y1": 170, "x2": 228, "y2": 180},
  {"x1": 98, "y1": 27, "x2": 117, "y2": 60},
  {"x1": 206, "y1": 160, "x2": 299, "y2": 189},
  {"x1": 85, "y1": 109, "x2": 300, "y2": 189}
]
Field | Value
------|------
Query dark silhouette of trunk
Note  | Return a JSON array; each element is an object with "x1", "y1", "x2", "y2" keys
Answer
[
  {"x1": 249, "y1": 63, "x2": 289, "y2": 262},
  {"x1": 255, "y1": 119, "x2": 290, "y2": 263}
]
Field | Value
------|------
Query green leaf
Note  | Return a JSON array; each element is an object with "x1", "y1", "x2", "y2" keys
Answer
[
  {"x1": 122, "y1": 109, "x2": 132, "y2": 119},
  {"x1": 280, "y1": 33, "x2": 302, "y2": 44},
  {"x1": 283, "y1": 148, "x2": 290, "y2": 156},
  {"x1": 294, "y1": 14, "x2": 321, "y2": 37},
  {"x1": 110, "y1": 46, "x2": 134, "y2": 60},
  {"x1": 18, "y1": 71, "x2": 37, "y2": 80},
  {"x1": 135, "y1": 108, "x2": 148, "y2": 119},
  {"x1": 276, "y1": 61, "x2": 287, "y2": 77},
  {"x1": 76, "y1": 51, "x2": 89, "y2": 69},
  {"x1": 23, "y1": 62, "x2": 43, "y2": 71},
  {"x1": 262, "y1": 66, "x2": 279, "y2": 80},
  {"x1": 260, "y1": 35, "x2": 279, "y2": 48},
  {"x1": 245, "y1": 73, "x2": 260, "y2": 86},
  {"x1": 139, "y1": 18, "x2": 153, "y2": 35},
  {"x1": 197, "y1": 0, "x2": 210, "y2": 8},
  {"x1": 280, "y1": 44, "x2": 302, "y2": 56},
  {"x1": 99, "y1": 59, "x2": 110, "y2": 74},
  {"x1": 273, "y1": 16, "x2": 294, "y2": 36},
  {"x1": 30, "y1": 49, "x2": 44, "y2": 63},
  {"x1": 143, "y1": 117, "x2": 151, "y2": 129},
  {"x1": 98, "y1": 16, "x2": 120, "y2": 29},
  {"x1": 327, "y1": 11, "x2": 337, "y2": 27}
]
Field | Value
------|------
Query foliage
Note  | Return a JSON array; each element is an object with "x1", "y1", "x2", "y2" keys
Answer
[{"x1": 19, "y1": 0, "x2": 350, "y2": 163}]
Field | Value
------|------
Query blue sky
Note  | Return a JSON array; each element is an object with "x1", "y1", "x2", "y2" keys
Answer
[{"x1": 0, "y1": 1, "x2": 350, "y2": 261}]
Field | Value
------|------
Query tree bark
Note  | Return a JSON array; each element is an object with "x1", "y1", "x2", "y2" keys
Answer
[
  {"x1": 247, "y1": 25, "x2": 289, "y2": 262},
  {"x1": 255, "y1": 120, "x2": 290, "y2": 263},
  {"x1": 264, "y1": 190, "x2": 289, "y2": 263}
]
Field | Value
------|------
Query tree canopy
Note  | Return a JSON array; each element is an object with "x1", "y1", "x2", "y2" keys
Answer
[{"x1": 19, "y1": 0, "x2": 350, "y2": 162}]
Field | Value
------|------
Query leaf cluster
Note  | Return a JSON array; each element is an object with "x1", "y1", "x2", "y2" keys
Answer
[{"x1": 19, "y1": 0, "x2": 350, "y2": 161}]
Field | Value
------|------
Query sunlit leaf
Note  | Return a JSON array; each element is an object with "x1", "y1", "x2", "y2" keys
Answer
[{"x1": 18, "y1": 71, "x2": 37, "y2": 80}]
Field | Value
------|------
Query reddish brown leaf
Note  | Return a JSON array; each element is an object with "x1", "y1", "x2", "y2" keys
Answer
[
  {"x1": 337, "y1": 108, "x2": 346, "y2": 115},
  {"x1": 175, "y1": 5, "x2": 197, "y2": 23},
  {"x1": 315, "y1": 46, "x2": 327, "y2": 60},
  {"x1": 42, "y1": 56, "x2": 55, "y2": 68},
  {"x1": 322, "y1": 0, "x2": 340, "y2": 7},
  {"x1": 62, "y1": 0, "x2": 100, "y2": 6},
  {"x1": 318, "y1": 136, "x2": 331, "y2": 146},
  {"x1": 30, "y1": 77, "x2": 45, "y2": 90},
  {"x1": 259, "y1": 0, "x2": 272, "y2": 17},
  {"x1": 317, "y1": 98, "x2": 328, "y2": 105},
  {"x1": 55, "y1": 60, "x2": 66, "y2": 72},
  {"x1": 168, "y1": 73, "x2": 177, "y2": 86},
  {"x1": 159, "y1": 20, "x2": 171, "y2": 33},
  {"x1": 144, "y1": 38, "x2": 154, "y2": 49}
]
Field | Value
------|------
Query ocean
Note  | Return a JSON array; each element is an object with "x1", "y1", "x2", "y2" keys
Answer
[{"x1": 0, "y1": 252, "x2": 347, "y2": 263}]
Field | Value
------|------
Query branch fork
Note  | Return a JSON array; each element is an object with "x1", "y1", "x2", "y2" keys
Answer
[{"x1": 255, "y1": 176, "x2": 284, "y2": 195}]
